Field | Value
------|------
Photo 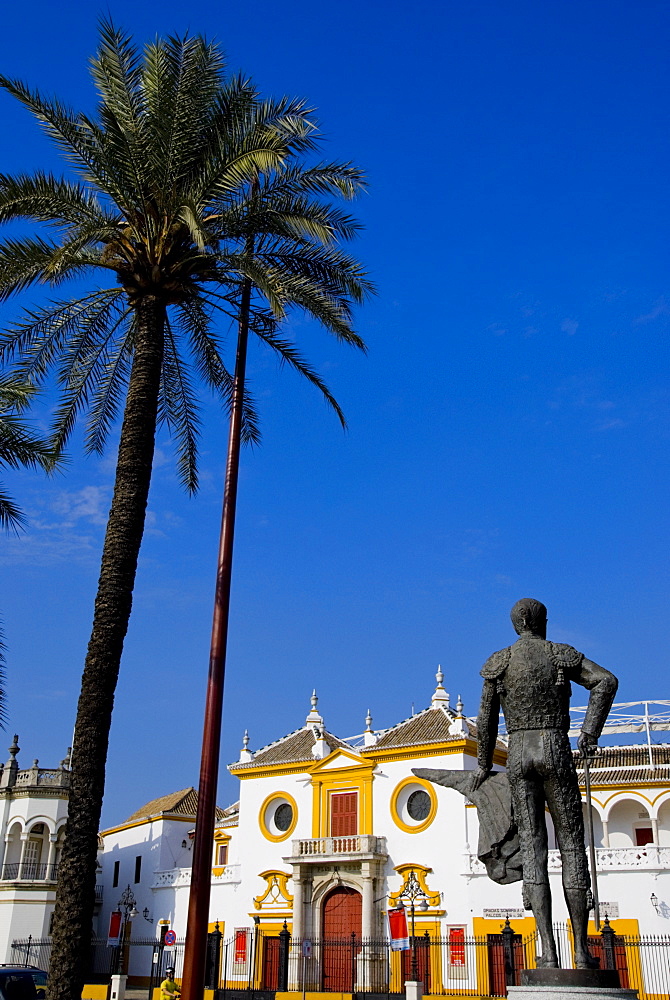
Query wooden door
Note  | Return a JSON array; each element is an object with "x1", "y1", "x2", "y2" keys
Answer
[
  {"x1": 262, "y1": 937, "x2": 280, "y2": 990},
  {"x1": 322, "y1": 887, "x2": 362, "y2": 991},
  {"x1": 402, "y1": 935, "x2": 431, "y2": 992},
  {"x1": 330, "y1": 792, "x2": 358, "y2": 837},
  {"x1": 587, "y1": 935, "x2": 629, "y2": 988},
  {"x1": 487, "y1": 933, "x2": 524, "y2": 996}
]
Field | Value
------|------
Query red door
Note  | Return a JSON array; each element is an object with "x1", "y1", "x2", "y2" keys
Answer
[
  {"x1": 322, "y1": 887, "x2": 362, "y2": 991},
  {"x1": 331, "y1": 792, "x2": 358, "y2": 837},
  {"x1": 262, "y1": 937, "x2": 280, "y2": 990},
  {"x1": 487, "y1": 933, "x2": 524, "y2": 996},
  {"x1": 402, "y1": 936, "x2": 432, "y2": 993}
]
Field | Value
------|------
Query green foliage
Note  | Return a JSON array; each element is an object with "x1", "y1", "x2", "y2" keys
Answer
[{"x1": 0, "y1": 19, "x2": 373, "y2": 491}]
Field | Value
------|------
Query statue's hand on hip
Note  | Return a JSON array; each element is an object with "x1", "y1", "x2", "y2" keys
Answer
[
  {"x1": 578, "y1": 731, "x2": 598, "y2": 758},
  {"x1": 470, "y1": 766, "x2": 490, "y2": 791}
]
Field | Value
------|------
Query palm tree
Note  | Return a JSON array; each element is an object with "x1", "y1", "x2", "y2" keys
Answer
[
  {"x1": 0, "y1": 22, "x2": 371, "y2": 1000},
  {"x1": 0, "y1": 377, "x2": 58, "y2": 721}
]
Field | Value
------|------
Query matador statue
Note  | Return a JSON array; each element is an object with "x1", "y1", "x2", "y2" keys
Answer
[{"x1": 416, "y1": 598, "x2": 618, "y2": 970}]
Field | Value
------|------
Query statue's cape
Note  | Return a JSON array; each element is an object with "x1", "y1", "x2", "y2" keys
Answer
[{"x1": 412, "y1": 768, "x2": 523, "y2": 885}]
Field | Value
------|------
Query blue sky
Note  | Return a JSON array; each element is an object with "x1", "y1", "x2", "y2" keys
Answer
[{"x1": 0, "y1": 0, "x2": 668, "y2": 825}]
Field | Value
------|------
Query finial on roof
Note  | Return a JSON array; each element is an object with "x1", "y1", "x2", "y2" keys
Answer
[
  {"x1": 431, "y1": 665, "x2": 451, "y2": 710},
  {"x1": 8, "y1": 735, "x2": 19, "y2": 761},
  {"x1": 305, "y1": 689, "x2": 324, "y2": 727},
  {"x1": 238, "y1": 729, "x2": 254, "y2": 764},
  {"x1": 364, "y1": 709, "x2": 377, "y2": 747},
  {"x1": 449, "y1": 695, "x2": 469, "y2": 735},
  {"x1": 312, "y1": 724, "x2": 328, "y2": 759}
]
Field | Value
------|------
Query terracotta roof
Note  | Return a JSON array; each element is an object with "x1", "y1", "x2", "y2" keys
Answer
[
  {"x1": 574, "y1": 744, "x2": 670, "y2": 785},
  {"x1": 361, "y1": 707, "x2": 478, "y2": 752},
  {"x1": 231, "y1": 727, "x2": 350, "y2": 769},
  {"x1": 125, "y1": 787, "x2": 225, "y2": 822}
]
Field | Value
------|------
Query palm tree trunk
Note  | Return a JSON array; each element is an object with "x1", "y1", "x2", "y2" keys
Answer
[
  {"x1": 47, "y1": 299, "x2": 166, "y2": 1000},
  {"x1": 181, "y1": 277, "x2": 252, "y2": 1000}
]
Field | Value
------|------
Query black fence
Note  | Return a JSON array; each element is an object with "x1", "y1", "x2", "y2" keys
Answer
[{"x1": 12, "y1": 922, "x2": 670, "y2": 999}]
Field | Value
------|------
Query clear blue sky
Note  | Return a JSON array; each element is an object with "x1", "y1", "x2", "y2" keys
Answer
[{"x1": 0, "y1": 0, "x2": 668, "y2": 825}]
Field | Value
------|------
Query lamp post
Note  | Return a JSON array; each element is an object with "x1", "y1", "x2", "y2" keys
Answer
[
  {"x1": 114, "y1": 885, "x2": 138, "y2": 974},
  {"x1": 395, "y1": 871, "x2": 428, "y2": 983}
]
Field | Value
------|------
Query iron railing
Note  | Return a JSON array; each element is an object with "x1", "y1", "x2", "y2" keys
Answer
[
  {"x1": 12, "y1": 924, "x2": 670, "y2": 998},
  {"x1": 1, "y1": 863, "x2": 59, "y2": 881}
]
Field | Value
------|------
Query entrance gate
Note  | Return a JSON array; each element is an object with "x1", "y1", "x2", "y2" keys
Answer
[{"x1": 322, "y1": 887, "x2": 362, "y2": 991}]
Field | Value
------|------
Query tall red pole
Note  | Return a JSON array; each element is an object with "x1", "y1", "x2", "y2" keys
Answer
[{"x1": 180, "y1": 275, "x2": 252, "y2": 1000}]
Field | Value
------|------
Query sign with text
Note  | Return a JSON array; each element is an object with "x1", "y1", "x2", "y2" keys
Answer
[
  {"x1": 234, "y1": 928, "x2": 249, "y2": 967},
  {"x1": 448, "y1": 927, "x2": 466, "y2": 967},
  {"x1": 482, "y1": 909, "x2": 524, "y2": 920},
  {"x1": 388, "y1": 906, "x2": 409, "y2": 951}
]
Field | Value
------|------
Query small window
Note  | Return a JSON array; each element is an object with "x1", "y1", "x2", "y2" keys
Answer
[
  {"x1": 134, "y1": 856, "x2": 142, "y2": 883},
  {"x1": 407, "y1": 790, "x2": 431, "y2": 821},
  {"x1": 113, "y1": 860, "x2": 119, "y2": 888},
  {"x1": 216, "y1": 843, "x2": 228, "y2": 866},
  {"x1": 635, "y1": 827, "x2": 654, "y2": 847}
]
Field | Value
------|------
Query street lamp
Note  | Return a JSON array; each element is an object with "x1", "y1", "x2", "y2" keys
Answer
[
  {"x1": 395, "y1": 871, "x2": 429, "y2": 983},
  {"x1": 114, "y1": 885, "x2": 138, "y2": 973}
]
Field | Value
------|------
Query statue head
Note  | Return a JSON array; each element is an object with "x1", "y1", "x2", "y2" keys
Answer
[{"x1": 510, "y1": 598, "x2": 547, "y2": 638}]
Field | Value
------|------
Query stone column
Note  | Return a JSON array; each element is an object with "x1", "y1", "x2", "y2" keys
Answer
[
  {"x1": 601, "y1": 819, "x2": 610, "y2": 848},
  {"x1": 292, "y1": 869, "x2": 304, "y2": 941},
  {"x1": 651, "y1": 817, "x2": 660, "y2": 846},
  {"x1": 46, "y1": 836, "x2": 58, "y2": 878},
  {"x1": 361, "y1": 865, "x2": 375, "y2": 939}
]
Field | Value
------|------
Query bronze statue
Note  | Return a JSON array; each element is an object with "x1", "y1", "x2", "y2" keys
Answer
[{"x1": 417, "y1": 599, "x2": 617, "y2": 970}]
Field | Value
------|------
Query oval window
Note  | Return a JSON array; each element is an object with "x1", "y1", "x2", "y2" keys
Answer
[
  {"x1": 274, "y1": 802, "x2": 293, "y2": 832},
  {"x1": 407, "y1": 789, "x2": 431, "y2": 821}
]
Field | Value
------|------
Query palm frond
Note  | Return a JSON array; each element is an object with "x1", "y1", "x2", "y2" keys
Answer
[{"x1": 160, "y1": 319, "x2": 201, "y2": 492}]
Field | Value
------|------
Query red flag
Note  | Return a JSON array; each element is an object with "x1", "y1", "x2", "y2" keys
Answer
[{"x1": 388, "y1": 906, "x2": 409, "y2": 951}]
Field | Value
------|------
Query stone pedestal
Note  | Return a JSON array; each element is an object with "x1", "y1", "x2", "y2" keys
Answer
[
  {"x1": 109, "y1": 974, "x2": 128, "y2": 1000},
  {"x1": 404, "y1": 980, "x2": 424, "y2": 1000},
  {"x1": 508, "y1": 968, "x2": 637, "y2": 1000}
]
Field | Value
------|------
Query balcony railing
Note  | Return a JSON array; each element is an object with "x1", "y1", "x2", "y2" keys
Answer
[
  {"x1": 465, "y1": 845, "x2": 670, "y2": 875},
  {"x1": 152, "y1": 864, "x2": 241, "y2": 889},
  {"x1": 290, "y1": 835, "x2": 387, "y2": 859},
  {"x1": 1, "y1": 862, "x2": 59, "y2": 881}
]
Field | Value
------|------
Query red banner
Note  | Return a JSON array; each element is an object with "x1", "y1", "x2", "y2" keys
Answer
[
  {"x1": 234, "y1": 929, "x2": 248, "y2": 964},
  {"x1": 388, "y1": 906, "x2": 409, "y2": 951},
  {"x1": 449, "y1": 927, "x2": 465, "y2": 967},
  {"x1": 107, "y1": 910, "x2": 122, "y2": 946}
]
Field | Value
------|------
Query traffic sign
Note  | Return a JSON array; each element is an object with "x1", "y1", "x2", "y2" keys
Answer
[{"x1": 164, "y1": 929, "x2": 177, "y2": 946}]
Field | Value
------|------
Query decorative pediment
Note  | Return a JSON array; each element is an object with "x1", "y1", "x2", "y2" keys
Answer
[
  {"x1": 388, "y1": 863, "x2": 441, "y2": 909},
  {"x1": 253, "y1": 870, "x2": 293, "y2": 912},
  {"x1": 311, "y1": 748, "x2": 375, "y2": 773}
]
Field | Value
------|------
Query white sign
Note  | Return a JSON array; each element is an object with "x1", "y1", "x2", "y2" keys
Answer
[
  {"x1": 599, "y1": 902, "x2": 620, "y2": 918},
  {"x1": 302, "y1": 940, "x2": 312, "y2": 958},
  {"x1": 483, "y1": 908, "x2": 525, "y2": 920}
]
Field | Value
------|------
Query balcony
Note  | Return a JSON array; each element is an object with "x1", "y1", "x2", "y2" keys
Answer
[
  {"x1": 1, "y1": 862, "x2": 59, "y2": 881},
  {"x1": 151, "y1": 864, "x2": 241, "y2": 889},
  {"x1": 464, "y1": 845, "x2": 670, "y2": 875},
  {"x1": 288, "y1": 835, "x2": 387, "y2": 863}
]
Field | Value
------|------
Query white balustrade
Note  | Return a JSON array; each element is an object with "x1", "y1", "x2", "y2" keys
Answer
[
  {"x1": 151, "y1": 864, "x2": 241, "y2": 888},
  {"x1": 464, "y1": 846, "x2": 670, "y2": 875}
]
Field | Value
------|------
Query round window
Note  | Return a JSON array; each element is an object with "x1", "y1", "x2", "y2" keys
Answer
[
  {"x1": 260, "y1": 792, "x2": 298, "y2": 841},
  {"x1": 407, "y1": 789, "x2": 431, "y2": 821},
  {"x1": 274, "y1": 802, "x2": 293, "y2": 832}
]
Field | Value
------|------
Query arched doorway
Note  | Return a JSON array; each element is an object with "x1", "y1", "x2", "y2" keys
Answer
[{"x1": 322, "y1": 886, "x2": 362, "y2": 991}]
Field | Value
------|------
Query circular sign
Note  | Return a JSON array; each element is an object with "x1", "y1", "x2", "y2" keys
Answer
[{"x1": 164, "y1": 930, "x2": 177, "y2": 946}]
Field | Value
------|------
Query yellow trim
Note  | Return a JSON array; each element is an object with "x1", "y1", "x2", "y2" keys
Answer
[
  {"x1": 259, "y1": 792, "x2": 298, "y2": 843},
  {"x1": 361, "y1": 738, "x2": 506, "y2": 767},
  {"x1": 100, "y1": 814, "x2": 193, "y2": 837},
  {"x1": 390, "y1": 777, "x2": 438, "y2": 834},
  {"x1": 310, "y1": 758, "x2": 376, "y2": 838},
  {"x1": 253, "y1": 870, "x2": 294, "y2": 911},
  {"x1": 231, "y1": 762, "x2": 316, "y2": 779},
  {"x1": 389, "y1": 864, "x2": 441, "y2": 908}
]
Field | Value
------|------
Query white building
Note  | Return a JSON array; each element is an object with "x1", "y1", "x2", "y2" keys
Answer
[
  {"x1": 94, "y1": 677, "x2": 670, "y2": 993},
  {"x1": 0, "y1": 735, "x2": 78, "y2": 959}
]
